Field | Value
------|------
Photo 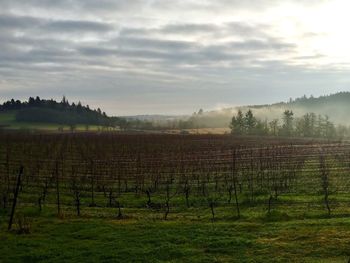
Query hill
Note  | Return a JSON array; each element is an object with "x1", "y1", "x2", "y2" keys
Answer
[
  {"x1": 0, "y1": 96, "x2": 120, "y2": 131},
  {"x1": 187, "y1": 92, "x2": 350, "y2": 128},
  {"x1": 2, "y1": 92, "x2": 350, "y2": 131}
]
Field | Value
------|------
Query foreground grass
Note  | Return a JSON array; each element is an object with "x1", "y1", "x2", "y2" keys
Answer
[{"x1": 1, "y1": 208, "x2": 350, "y2": 263}]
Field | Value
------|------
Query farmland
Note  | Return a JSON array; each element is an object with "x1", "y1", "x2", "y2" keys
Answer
[
  {"x1": 1, "y1": 132, "x2": 350, "y2": 262},
  {"x1": 0, "y1": 112, "x2": 111, "y2": 132}
]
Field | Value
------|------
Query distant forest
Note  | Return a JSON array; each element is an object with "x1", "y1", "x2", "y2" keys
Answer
[
  {"x1": 229, "y1": 109, "x2": 342, "y2": 139},
  {"x1": 0, "y1": 96, "x2": 118, "y2": 127},
  {"x1": 135, "y1": 92, "x2": 350, "y2": 131},
  {"x1": 2, "y1": 93, "x2": 350, "y2": 138}
]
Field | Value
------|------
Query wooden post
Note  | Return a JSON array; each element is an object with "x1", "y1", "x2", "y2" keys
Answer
[
  {"x1": 55, "y1": 161, "x2": 61, "y2": 216},
  {"x1": 8, "y1": 166, "x2": 24, "y2": 231},
  {"x1": 232, "y1": 149, "x2": 240, "y2": 218}
]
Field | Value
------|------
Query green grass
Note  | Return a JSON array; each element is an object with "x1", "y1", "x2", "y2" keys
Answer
[
  {"x1": 1, "y1": 134, "x2": 349, "y2": 262},
  {"x1": 0, "y1": 112, "x2": 110, "y2": 132},
  {"x1": 0, "y1": 111, "x2": 16, "y2": 124},
  {"x1": 1, "y1": 205, "x2": 350, "y2": 262},
  {"x1": 4, "y1": 177, "x2": 350, "y2": 262}
]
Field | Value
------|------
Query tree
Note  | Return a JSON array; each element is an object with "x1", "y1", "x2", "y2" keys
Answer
[
  {"x1": 77, "y1": 101, "x2": 83, "y2": 113},
  {"x1": 280, "y1": 110, "x2": 294, "y2": 136},
  {"x1": 35, "y1": 96, "x2": 41, "y2": 106},
  {"x1": 244, "y1": 109, "x2": 257, "y2": 135},
  {"x1": 61, "y1": 95, "x2": 68, "y2": 106},
  {"x1": 294, "y1": 113, "x2": 317, "y2": 137},
  {"x1": 28, "y1": 97, "x2": 35, "y2": 105},
  {"x1": 324, "y1": 115, "x2": 336, "y2": 139},
  {"x1": 255, "y1": 119, "x2": 268, "y2": 135},
  {"x1": 230, "y1": 110, "x2": 244, "y2": 135},
  {"x1": 269, "y1": 119, "x2": 279, "y2": 136}
]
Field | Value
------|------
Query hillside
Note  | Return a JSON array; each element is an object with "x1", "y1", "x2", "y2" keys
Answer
[
  {"x1": 2, "y1": 92, "x2": 350, "y2": 131},
  {"x1": 189, "y1": 92, "x2": 350, "y2": 128},
  {"x1": 244, "y1": 91, "x2": 350, "y2": 123},
  {"x1": 0, "y1": 96, "x2": 120, "y2": 130}
]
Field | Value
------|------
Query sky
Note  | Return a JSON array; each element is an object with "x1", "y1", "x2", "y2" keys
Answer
[{"x1": 1, "y1": 0, "x2": 350, "y2": 115}]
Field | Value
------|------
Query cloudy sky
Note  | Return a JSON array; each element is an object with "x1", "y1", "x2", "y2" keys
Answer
[{"x1": 1, "y1": 0, "x2": 350, "y2": 115}]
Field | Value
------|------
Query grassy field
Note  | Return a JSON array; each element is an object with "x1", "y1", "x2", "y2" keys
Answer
[
  {"x1": 2, "y1": 133, "x2": 350, "y2": 262},
  {"x1": 1, "y1": 205, "x2": 350, "y2": 263},
  {"x1": 0, "y1": 112, "x2": 110, "y2": 132},
  {"x1": 0, "y1": 112, "x2": 230, "y2": 134},
  {"x1": 165, "y1": 128, "x2": 231, "y2": 135}
]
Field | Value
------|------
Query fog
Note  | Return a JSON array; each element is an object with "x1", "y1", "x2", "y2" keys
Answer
[{"x1": 186, "y1": 93, "x2": 350, "y2": 128}]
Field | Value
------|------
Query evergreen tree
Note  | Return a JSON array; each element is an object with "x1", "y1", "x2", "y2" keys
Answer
[
  {"x1": 269, "y1": 119, "x2": 279, "y2": 136},
  {"x1": 230, "y1": 110, "x2": 244, "y2": 135},
  {"x1": 281, "y1": 110, "x2": 294, "y2": 136},
  {"x1": 244, "y1": 109, "x2": 257, "y2": 135}
]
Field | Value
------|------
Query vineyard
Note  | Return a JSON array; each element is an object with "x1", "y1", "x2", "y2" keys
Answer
[{"x1": 1, "y1": 132, "x2": 350, "y2": 224}]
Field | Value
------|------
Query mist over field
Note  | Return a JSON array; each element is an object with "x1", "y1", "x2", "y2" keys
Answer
[{"x1": 183, "y1": 92, "x2": 350, "y2": 128}]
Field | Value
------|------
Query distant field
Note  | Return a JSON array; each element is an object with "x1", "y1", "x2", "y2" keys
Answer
[
  {"x1": 0, "y1": 112, "x2": 229, "y2": 134},
  {"x1": 0, "y1": 111, "x2": 16, "y2": 124},
  {"x1": 167, "y1": 127, "x2": 230, "y2": 134},
  {"x1": 0, "y1": 112, "x2": 111, "y2": 132}
]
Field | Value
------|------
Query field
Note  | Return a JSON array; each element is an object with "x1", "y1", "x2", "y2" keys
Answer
[
  {"x1": 0, "y1": 112, "x2": 111, "y2": 132},
  {"x1": 1, "y1": 132, "x2": 350, "y2": 262},
  {"x1": 166, "y1": 128, "x2": 231, "y2": 134}
]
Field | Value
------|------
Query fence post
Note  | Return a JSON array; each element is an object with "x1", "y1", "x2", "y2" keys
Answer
[
  {"x1": 232, "y1": 148, "x2": 240, "y2": 218},
  {"x1": 8, "y1": 166, "x2": 24, "y2": 231},
  {"x1": 55, "y1": 161, "x2": 61, "y2": 216}
]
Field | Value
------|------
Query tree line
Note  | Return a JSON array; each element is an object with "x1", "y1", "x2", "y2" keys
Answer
[
  {"x1": 0, "y1": 96, "x2": 122, "y2": 127},
  {"x1": 230, "y1": 109, "x2": 342, "y2": 139}
]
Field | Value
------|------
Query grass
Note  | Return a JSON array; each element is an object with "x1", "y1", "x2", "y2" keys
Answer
[
  {"x1": 0, "y1": 112, "x2": 110, "y2": 132},
  {"x1": 1, "y1": 133, "x2": 349, "y2": 262},
  {"x1": 1, "y1": 204, "x2": 350, "y2": 262},
  {"x1": 0, "y1": 111, "x2": 16, "y2": 124},
  {"x1": 0, "y1": 112, "x2": 227, "y2": 134},
  {"x1": 4, "y1": 179, "x2": 350, "y2": 262}
]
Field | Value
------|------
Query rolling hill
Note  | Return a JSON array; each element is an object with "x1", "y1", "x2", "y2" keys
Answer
[
  {"x1": 189, "y1": 92, "x2": 350, "y2": 128},
  {"x1": 0, "y1": 96, "x2": 120, "y2": 131}
]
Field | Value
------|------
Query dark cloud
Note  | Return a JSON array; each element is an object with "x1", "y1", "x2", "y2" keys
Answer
[
  {"x1": 115, "y1": 36, "x2": 195, "y2": 51},
  {"x1": 0, "y1": 14, "x2": 40, "y2": 29},
  {"x1": 77, "y1": 35, "x2": 295, "y2": 67},
  {"x1": 0, "y1": 0, "x2": 142, "y2": 12},
  {"x1": 0, "y1": 13, "x2": 114, "y2": 33},
  {"x1": 43, "y1": 20, "x2": 114, "y2": 32}
]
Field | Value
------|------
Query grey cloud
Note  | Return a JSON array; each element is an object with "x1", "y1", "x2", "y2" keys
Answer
[
  {"x1": 225, "y1": 22, "x2": 271, "y2": 37},
  {"x1": 157, "y1": 21, "x2": 271, "y2": 39},
  {"x1": 115, "y1": 36, "x2": 195, "y2": 51},
  {"x1": 0, "y1": 0, "x2": 346, "y2": 115},
  {"x1": 0, "y1": 14, "x2": 40, "y2": 29},
  {"x1": 0, "y1": 13, "x2": 114, "y2": 33},
  {"x1": 0, "y1": 13, "x2": 305, "y2": 76},
  {"x1": 0, "y1": 0, "x2": 330, "y2": 21},
  {"x1": 0, "y1": 0, "x2": 145, "y2": 15},
  {"x1": 79, "y1": 47, "x2": 117, "y2": 57},
  {"x1": 227, "y1": 39, "x2": 296, "y2": 51},
  {"x1": 116, "y1": 35, "x2": 294, "y2": 58},
  {"x1": 160, "y1": 23, "x2": 219, "y2": 34},
  {"x1": 293, "y1": 54, "x2": 326, "y2": 60},
  {"x1": 43, "y1": 20, "x2": 114, "y2": 32}
]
